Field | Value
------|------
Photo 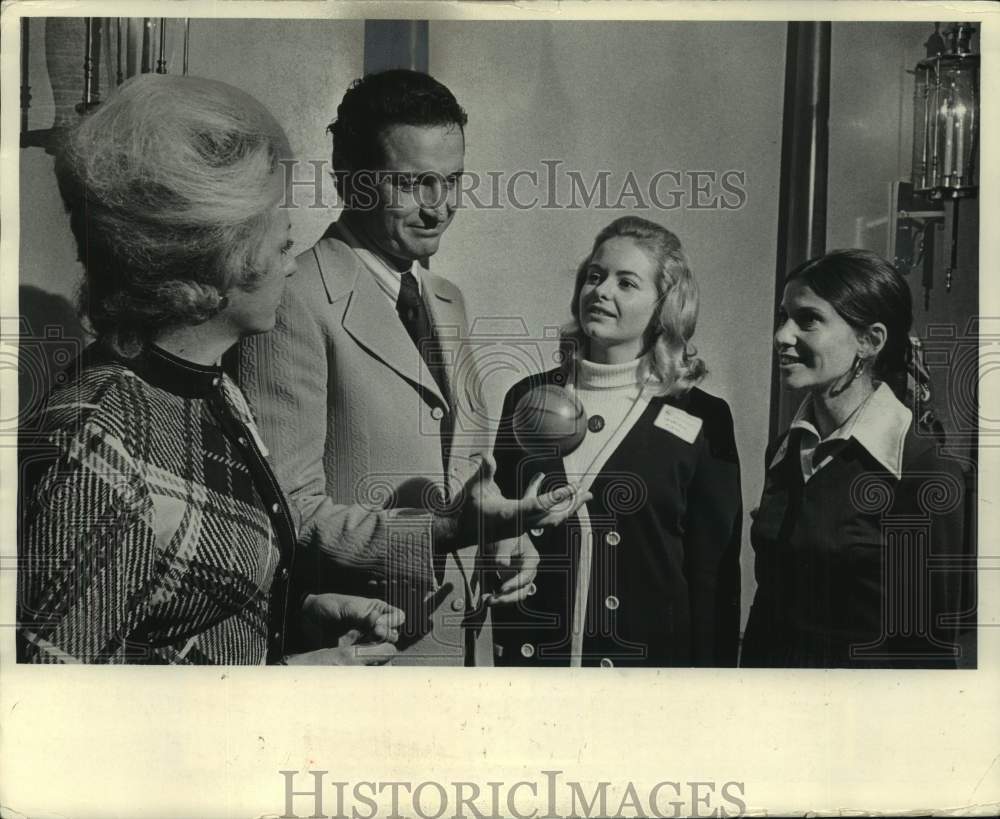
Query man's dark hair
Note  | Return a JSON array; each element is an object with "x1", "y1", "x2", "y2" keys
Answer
[{"x1": 328, "y1": 69, "x2": 467, "y2": 198}]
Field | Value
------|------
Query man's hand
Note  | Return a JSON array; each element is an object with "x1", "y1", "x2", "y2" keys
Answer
[
  {"x1": 484, "y1": 536, "x2": 540, "y2": 606},
  {"x1": 435, "y1": 454, "x2": 591, "y2": 550},
  {"x1": 283, "y1": 593, "x2": 406, "y2": 665}
]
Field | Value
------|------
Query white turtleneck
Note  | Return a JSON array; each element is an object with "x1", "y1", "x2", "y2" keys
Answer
[{"x1": 564, "y1": 357, "x2": 648, "y2": 479}]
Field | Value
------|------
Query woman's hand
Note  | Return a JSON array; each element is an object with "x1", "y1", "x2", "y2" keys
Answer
[
  {"x1": 301, "y1": 592, "x2": 405, "y2": 643},
  {"x1": 282, "y1": 593, "x2": 406, "y2": 666},
  {"x1": 282, "y1": 644, "x2": 399, "y2": 666}
]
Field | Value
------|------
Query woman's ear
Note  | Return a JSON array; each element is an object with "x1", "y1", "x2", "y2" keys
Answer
[{"x1": 859, "y1": 321, "x2": 888, "y2": 360}]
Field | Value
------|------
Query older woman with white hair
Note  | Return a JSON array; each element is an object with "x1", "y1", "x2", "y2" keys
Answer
[
  {"x1": 17, "y1": 74, "x2": 402, "y2": 665},
  {"x1": 491, "y1": 216, "x2": 743, "y2": 667}
]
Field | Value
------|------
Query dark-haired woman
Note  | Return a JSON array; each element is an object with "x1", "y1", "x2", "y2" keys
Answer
[
  {"x1": 491, "y1": 216, "x2": 743, "y2": 668},
  {"x1": 17, "y1": 74, "x2": 402, "y2": 665},
  {"x1": 741, "y1": 249, "x2": 971, "y2": 668}
]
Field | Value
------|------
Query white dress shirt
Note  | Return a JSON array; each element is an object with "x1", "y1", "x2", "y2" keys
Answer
[{"x1": 333, "y1": 220, "x2": 428, "y2": 303}]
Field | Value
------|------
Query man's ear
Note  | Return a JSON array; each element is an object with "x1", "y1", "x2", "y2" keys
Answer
[{"x1": 859, "y1": 322, "x2": 888, "y2": 360}]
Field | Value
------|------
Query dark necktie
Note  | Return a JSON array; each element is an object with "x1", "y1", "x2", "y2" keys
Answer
[{"x1": 396, "y1": 271, "x2": 449, "y2": 398}]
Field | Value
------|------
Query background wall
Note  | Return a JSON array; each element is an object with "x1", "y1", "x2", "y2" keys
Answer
[
  {"x1": 429, "y1": 21, "x2": 785, "y2": 626},
  {"x1": 16, "y1": 18, "x2": 978, "y2": 630},
  {"x1": 187, "y1": 19, "x2": 363, "y2": 250}
]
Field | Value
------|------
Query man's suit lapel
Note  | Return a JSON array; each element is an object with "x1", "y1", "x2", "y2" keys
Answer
[
  {"x1": 330, "y1": 247, "x2": 450, "y2": 409},
  {"x1": 423, "y1": 275, "x2": 465, "y2": 411}
]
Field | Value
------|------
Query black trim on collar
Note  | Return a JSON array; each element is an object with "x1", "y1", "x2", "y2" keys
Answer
[
  {"x1": 85, "y1": 342, "x2": 225, "y2": 399},
  {"x1": 140, "y1": 344, "x2": 224, "y2": 397}
]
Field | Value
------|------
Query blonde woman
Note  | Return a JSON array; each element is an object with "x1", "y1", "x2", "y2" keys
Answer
[{"x1": 492, "y1": 216, "x2": 742, "y2": 667}]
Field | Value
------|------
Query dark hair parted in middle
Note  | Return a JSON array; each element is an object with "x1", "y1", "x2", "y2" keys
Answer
[
  {"x1": 327, "y1": 69, "x2": 468, "y2": 200},
  {"x1": 785, "y1": 249, "x2": 914, "y2": 398}
]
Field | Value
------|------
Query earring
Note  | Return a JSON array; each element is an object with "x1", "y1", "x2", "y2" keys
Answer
[
  {"x1": 206, "y1": 294, "x2": 229, "y2": 320},
  {"x1": 852, "y1": 354, "x2": 869, "y2": 380},
  {"x1": 831, "y1": 353, "x2": 866, "y2": 397},
  {"x1": 852, "y1": 354, "x2": 865, "y2": 378}
]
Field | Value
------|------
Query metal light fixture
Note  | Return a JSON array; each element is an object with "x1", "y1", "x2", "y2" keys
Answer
[
  {"x1": 911, "y1": 22, "x2": 979, "y2": 199},
  {"x1": 891, "y1": 22, "x2": 979, "y2": 308}
]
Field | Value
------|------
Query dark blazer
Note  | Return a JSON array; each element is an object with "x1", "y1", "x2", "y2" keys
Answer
[
  {"x1": 491, "y1": 369, "x2": 742, "y2": 667},
  {"x1": 742, "y1": 423, "x2": 974, "y2": 668}
]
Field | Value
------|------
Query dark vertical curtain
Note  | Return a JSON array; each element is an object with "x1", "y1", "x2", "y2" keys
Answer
[{"x1": 769, "y1": 22, "x2": 831, "y2": 440}]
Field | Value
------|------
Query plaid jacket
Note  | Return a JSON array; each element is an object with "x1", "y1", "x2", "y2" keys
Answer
[{"x1": 17, "y1": 344, "x2": 298, "y2": 664}]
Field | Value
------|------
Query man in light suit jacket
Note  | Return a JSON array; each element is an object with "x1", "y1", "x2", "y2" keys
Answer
[{"x1": 240, "y1": 70, "x2": 586, "y2": 665}]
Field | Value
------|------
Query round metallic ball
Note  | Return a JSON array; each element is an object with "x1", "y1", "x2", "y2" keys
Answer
[{"x1": 511, "y1": 384, "x2": 587, "y2": 457}]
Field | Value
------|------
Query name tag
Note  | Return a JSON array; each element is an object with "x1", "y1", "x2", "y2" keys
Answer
[{"x1": 653, "y1": 405, "x2": 702, "y2": 444}]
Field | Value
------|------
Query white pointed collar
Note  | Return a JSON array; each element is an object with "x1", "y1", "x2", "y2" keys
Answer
[{"x1": 769, "y1": 382, "x2": 912, "y2": 479}]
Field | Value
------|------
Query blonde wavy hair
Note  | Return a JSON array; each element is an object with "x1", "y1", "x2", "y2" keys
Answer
[
  {"x1": 55, "y1": 73, "x2": 292, "y2": 357},
  {"x1": 562, "y1": 216, "x2": 706, "y2": 397}
]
